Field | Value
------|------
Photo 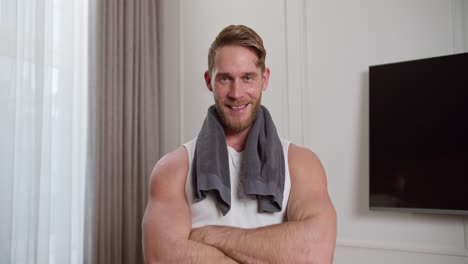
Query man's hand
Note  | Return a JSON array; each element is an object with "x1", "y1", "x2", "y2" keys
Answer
[
  {"x1": 190, "y1": 226, "x2": 239, "y2": 248},
  {"x1": 189, "y1": 226, "x2": 213, "y2": 244}
]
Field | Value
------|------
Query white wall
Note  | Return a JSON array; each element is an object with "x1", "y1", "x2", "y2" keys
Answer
[
  {"x1": 158, "y1": 0, "x2": 468, "y2": 263},
  {"x1": 158, "y1": 0, "x2": 290, "y2": 153}
]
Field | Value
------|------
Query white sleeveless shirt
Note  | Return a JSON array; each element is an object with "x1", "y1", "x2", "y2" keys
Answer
[{"x1": 183, "y1": 138, "x2": 291, "y2": 229}]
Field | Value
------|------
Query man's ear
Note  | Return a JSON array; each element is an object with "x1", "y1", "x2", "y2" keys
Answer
[
  {"x1": 204, "y1": 71, "x2": 213, "y2": 91},
  {"x1": 262, "y1": 67, "x2": 271, "y2": 92}
]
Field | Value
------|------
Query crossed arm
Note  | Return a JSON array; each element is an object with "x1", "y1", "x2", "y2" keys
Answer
[
  {"x1": 142, "y1": 144, "x2": 336, "y2": 264},
  {"x1": 142, "y1": 146, "x2": 238, "y2": 263}
]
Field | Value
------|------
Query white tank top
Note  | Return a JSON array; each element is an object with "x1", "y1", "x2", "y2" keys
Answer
[{"x1": 183, "y1": 138, "x2": 291, "y2": 229}]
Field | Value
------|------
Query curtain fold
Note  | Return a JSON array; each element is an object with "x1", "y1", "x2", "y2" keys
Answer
[
  {"x1": 0, "y1": 0, "x2": 89, "y2": 263},
  {"x1": 85, "y1": 0, "x2": 160, "y2": 263}
]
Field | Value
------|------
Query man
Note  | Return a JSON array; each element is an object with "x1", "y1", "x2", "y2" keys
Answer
[{"x1": 143, "y1": 25, "x2": 336, "y2": 263}]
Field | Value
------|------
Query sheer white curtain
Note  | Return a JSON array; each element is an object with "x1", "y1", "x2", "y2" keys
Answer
[{"x1": 0, "y1": 0, "x2": 88, "y2": 263}]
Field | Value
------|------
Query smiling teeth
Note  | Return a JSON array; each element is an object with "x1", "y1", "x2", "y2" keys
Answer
[{"x1": 231, "y1": 105, "x2": 247, "y2": 110}]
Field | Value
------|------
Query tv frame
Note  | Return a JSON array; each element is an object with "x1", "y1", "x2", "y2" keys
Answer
[{"x1": 368, "y1": 52, "x2": 468, "y2": 216}]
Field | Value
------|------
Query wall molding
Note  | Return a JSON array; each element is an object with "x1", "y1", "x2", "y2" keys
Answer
[
  {"x1": 158, "y1": 0, "x2": 183, "y2": 154},
  {"x1": 178, "y1": 0, "x2": 185, "y2": 144},
  {"x1": 464, "y1": 218, "x2": 468, "y2": 250},
  {"x1": 452, "y1": 0, "x2": 468, "y2": 53},
  {"x1": 337, "y1": 238, "x2": 468, "y2": 258},
  {"x1": 284, "y1": 0, "x2": 307, "y2": 145}
]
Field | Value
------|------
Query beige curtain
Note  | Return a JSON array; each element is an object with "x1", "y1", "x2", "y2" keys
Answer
[{"x1": 85, "y1": 0, "x2": 160, "y2": 263}]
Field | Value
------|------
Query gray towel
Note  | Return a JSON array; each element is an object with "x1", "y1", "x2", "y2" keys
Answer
[{"x1": 193, "y1": 105, "x2": 285, "y2": 215}]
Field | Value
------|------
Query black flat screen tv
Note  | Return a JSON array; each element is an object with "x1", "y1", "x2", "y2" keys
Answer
[{"x1": 369, "y1": 52, "x2": 468, "y2": 215}]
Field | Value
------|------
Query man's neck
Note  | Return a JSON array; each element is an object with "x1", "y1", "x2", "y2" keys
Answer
[{"x1": 225, "y1": 127, "x2": 251, "y2": 152}]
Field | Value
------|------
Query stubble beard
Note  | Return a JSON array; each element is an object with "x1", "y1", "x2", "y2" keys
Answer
[{"x1": 214, "y1": 95, "x2": 262, "y2": 133}]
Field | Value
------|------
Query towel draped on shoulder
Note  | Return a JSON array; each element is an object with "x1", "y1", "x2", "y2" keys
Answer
[{"x1": 192, "y1": 105, "x2": 285, "y2": 215}]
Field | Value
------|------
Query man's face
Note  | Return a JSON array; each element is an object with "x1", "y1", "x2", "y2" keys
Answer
[{"x1": 205, "y1": 45, "x2": 270, "y2": 133}]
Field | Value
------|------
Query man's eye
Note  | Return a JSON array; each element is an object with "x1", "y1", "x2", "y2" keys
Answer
[
  {"x1": 244, "y1": 75, "x2": 252, "y2": 81},
  {"x1": 219, "y1": 76, "x2": 230, "y2": 82}
]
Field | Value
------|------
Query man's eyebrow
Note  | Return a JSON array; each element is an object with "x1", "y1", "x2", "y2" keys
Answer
[
  {"x1": 243, "y1": 72, "x2": 258, "y2": 76},
  {"x1": 214, "y1": 72, "x2": 259, "y2": 78},
  {"x1": 214, "y1": 72, "x2": 232, "y2": 78}
]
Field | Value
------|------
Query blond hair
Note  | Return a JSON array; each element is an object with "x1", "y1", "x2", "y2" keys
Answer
[{"x1": 208, "y1": 25, "x2": 266, "y2": 74}]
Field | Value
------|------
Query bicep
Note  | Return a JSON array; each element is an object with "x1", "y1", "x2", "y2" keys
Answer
[
  {"x1": 142, "y1": 147, "x2": 191, "y2": 258},
  {"x1": 286, "y1": 145, "x2": 337, "y2": 261},
  {"x1": 286, "y1": 145, "x2": 334, "y2": 221},
  {"x1": 143, "y1": 189, "x2": 191, "y2": 244}
]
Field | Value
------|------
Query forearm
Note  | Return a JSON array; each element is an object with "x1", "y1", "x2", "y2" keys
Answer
[
  {"x1": 192, "y1": 222, "x2": 312, "y2": 264},
  {"x1": 190, "y1": 209, "x2": 336, "y2": 264},
  {"x1": 145, "y1": 238, "x2": 239, "y2": 264}
]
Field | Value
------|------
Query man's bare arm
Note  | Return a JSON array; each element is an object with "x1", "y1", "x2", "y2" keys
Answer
[
  {"x1": 189, "y1": 144, "x2": 337, "y2": 264},
  {"x1": 142, "y1": 147, "x2": 239, "y2": 264}
]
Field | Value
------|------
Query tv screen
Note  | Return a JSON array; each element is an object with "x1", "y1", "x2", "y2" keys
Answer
[{"x1": 369, "y1": 52, "x2": 468, "y2": 215}]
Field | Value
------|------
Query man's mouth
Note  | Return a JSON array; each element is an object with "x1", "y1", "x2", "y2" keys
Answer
[{"x1": 228, "y1": 104, "x2": 248, "y2": 110}]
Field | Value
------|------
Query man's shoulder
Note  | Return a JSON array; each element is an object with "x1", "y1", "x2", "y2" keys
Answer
[
  {"x1": 147, "y1": 145, "x2": 189, "y2": 198},
  {"x1": 287, "y1": 143, "x2": 324, "y2": 174},
  {"x1": 157, "y1": 146, "x2": 189, "y2": 169},
  {"x1": 149, "y1": 146, "x2": 189, "y2": 188}
]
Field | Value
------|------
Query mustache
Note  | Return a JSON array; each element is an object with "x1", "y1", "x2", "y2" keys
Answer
[{"x1": 225, "y1": 99, "x2": 254, "y2": 106}]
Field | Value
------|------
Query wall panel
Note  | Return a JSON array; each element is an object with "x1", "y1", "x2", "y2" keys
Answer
[
  {"x1": 302, "y1": 0, "x2": 468, "y2": 262},
  {"x1": 158, "y1": 0, "x2": 468, "y2": 262}
]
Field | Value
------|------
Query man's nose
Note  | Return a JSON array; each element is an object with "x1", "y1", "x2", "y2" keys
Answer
[{"x1": 228, "y1": 79, "x2": 243, "y2": 100}]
